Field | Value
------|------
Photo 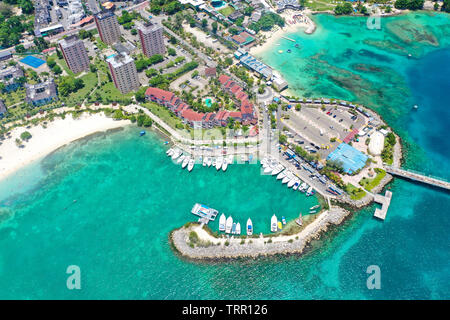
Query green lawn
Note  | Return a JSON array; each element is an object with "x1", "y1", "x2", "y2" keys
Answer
[
  {"x1": 218, "y1": 6, "x2": 235, "y2": 17},
  {"x1": 345, "y1": 183, "x2": 367, "y2": 200},
  {"x1": 0, "y1": 88, "x2": 26, "y2": 107},
  {"x1": 359, "y1": 168, "x2": 387, "y2": 191},
  {"x1": 60, "y1": 72, "x2": 98, "y2": 107},
  {"x1": 305, "y1": 0, "x2": 337, "y2": 11},
  {"x1": 143, "y1": 102, "x2": 187, "y2": 132}
]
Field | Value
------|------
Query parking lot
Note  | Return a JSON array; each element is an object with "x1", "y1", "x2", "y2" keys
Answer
[
  {"x1": 281, "y1": 104, "x2": 367, "y2": 158},
  {"x1": 170, "y1": 69, "x2": 208, "y2": 94}
]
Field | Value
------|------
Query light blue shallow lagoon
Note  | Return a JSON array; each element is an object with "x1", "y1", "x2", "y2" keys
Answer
[{"x1": 1, "y1": 12, "x2": 449, "y2": 299}]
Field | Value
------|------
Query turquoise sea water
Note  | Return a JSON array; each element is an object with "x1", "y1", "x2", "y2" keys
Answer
[{"x1": 1, "y1": 13, "x2": 449, "y2": 299}]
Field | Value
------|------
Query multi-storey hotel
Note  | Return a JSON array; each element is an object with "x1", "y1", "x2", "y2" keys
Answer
[
  {"x1": 106, "y1": 53, "x2": 140, "y2": 94},
  {"x1": 137, "y1": 21, "x2": 166, "y2": 57},
  {"x1": 94, "y1": 11, "x2": 121, "y2": 45},
  {"x1": 58, "y1": 35, "x2": 90, "y2": 74}
]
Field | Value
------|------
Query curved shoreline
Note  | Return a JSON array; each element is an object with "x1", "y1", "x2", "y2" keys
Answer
[{"x1": 0, "y1": 112, "x2": 131, "y2": 182}]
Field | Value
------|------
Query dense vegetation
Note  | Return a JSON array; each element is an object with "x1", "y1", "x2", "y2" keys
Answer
[
  {"x1": 58, "y1": 76, "x2": 84, "y2": 97},
  {"x1": 134, "y1": 54, "x2": 164, "y2": 72},
  {"x1": 334, "y1": 2, "x2": 353, "y2": 15},
  {"x1": 381, "y1": 132, "x2": 396, "y2": 164},
  {"x1": 248, "y1": 13, "x2": 285, "y2": 33},
  {"x1": 394, "y1": 0, "x2": 424, "y2": 10},
  {"x1": 0, "y1": 9, "x2": 33, "y2": 48},
  {"x1": 149, "y1": 0, "x2": 182, "y2": 16}
]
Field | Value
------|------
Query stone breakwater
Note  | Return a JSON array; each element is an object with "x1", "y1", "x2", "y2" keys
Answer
[{"x1": 170, "y1": 207, "x2": 350, "y2": 260}]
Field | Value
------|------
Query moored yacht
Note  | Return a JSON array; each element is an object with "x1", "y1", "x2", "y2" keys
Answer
[
  {"x1": 276, "y1": 171, "x2": 286, "y2": 180},
  {"x1": 246, "y1": 218, "x2": 253, "y2": 236},
  {"x1": 177, "y1": 154, "x2": 185, "y2": 164},
  {"x1": 282, "y1": 171, "x2": 292, "y2": 184},
  {"x1": 235, "y1": 222, "x2": 241, "y2": 235},
  {"x1": 293, "y1": 179, "x2": 300, "y2": 190},
  {"x1": 271, "y1": 164, "x2": 284, "y2": 176},
  {"x1": 222, "y1": 158, "x2": 228, "y2": 171},
  {"x1": 182, "y1": 157, "x2": 190, "y2": 169},
  {"x1": 202, "y1": 157, "x2": 208, "y2": 166},
  {"x1": 306, "y1": 186, "x2": 313, "y2": 196},
  {"x1": 167, "y1": 148, "x2": 174, "y2": 156},
  {"x1": 215, "y1": 157, "x2": 223, "y2": 170},
  {"x1": 219, "y1": 213, "x2": 226, "y2": 231},
  {"x1": 206, "y1": 157, "x2": 212, "y2": 167},
  {"x1": 232, "y1": 222, "x2": 237, "y2": 234},
  {"x1": 212, "y1": 157, "x2": 216, "y2": 167},
  {"x1": 271, "y1": 214, "x2": 278, "y2": 232},
  {"x1": 225, "y1": 216, "x2": 233, "y2": 234},
  {"x1": 288, "y1": 178, "x2": 296, "y2": 188},
  {"x1": 187, "y1": 158, "x2": 195, "y2": 172},
  {"x1": 171, "y1": 149, "x2": 181, "y2": 160}
]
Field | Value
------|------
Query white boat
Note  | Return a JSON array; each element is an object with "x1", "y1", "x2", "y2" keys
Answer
[
  {"x1": 171, "y1": 149, "x2": 181, "y2": 160},
  {"x1": 292, "y1": 179, "x2": 300, "y2": 190},
  {"x1": 212, "y1": 158, "x2": 216, "y2": 167},
  {"x1": 288, "y1": 177, "x2": 296, "y2": 188},
  {"x1": 202, "y1": 157, "x2": 207, "y2": 166},
  {"x1": 276, "y1": 171, "x2": 286, "y2": 180},
  {"x1": 219, "y1": 213, "x2": 226, "y2": 231},
  {"x1": 282, "y1": 171, "x2": 292, "y2": 184},
  {"x1": 182, "y1": 157, "x2": 190, "y2": 169},
  {"x1": 264, "y1": 162, "x2": 274, "y2": 174},
  {"x1": 215, "y1": 157, "x2": 223, "y2": 170},
  {"x1": 222, "y1": 158, "x2": 228, "y2": 171},
  {"x1": 260, "y1": 157, "x2": 268, "y2": 167},
  {"x1": 207, "y1": 157, "x2": 212, "y2": 167},
  {"x1": 225, "y1": 216, "x2": 233, "y2": 234},
  {"x1": 310, "y1": 204, "x2": 320, "y2": 210},
  {"x1": 236, "y1": 222, "x2": 241, "y2": 235},
  {"x1": 187, "y1": 158, "x2": 195, "y2": 172},
  {"x1": 177, "y1": 154, "x2": 185, "y2": 164},
  {"x1": 167, "y1": 148, "x2": 174, "y2": 156},
  {"x1": 246, "y1": 218, "x2": 253, "y2": 236},
  {"x1": 271, "y1": 214, "x2": 278, "y2": 232},
  {"x1": 227, "y1": 155, "x2": 234, "y2": 165},
  {"x1": 299, "y1": 183, "x2": 307, "y2": 192},
  {"x1": 306, "y1": 186, "x2": 313, "y2": 195},
  {"x1": 271, "y1": 164, "x2": 284, "y2": 175}
]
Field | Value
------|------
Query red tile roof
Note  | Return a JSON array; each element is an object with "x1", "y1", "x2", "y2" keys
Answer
[
  {"x1": 181, "y1": 109, "x2": 204, "y2": 122},
  {"x1": 218, "y1": 75, "x2": 230, "y2": 85},
  {"x1": 145, "y1": 87, "x2": 174, "y2": 102},
  {"x1": 229, "y1": 111, "x2": 242, "y2": 118},
  {"x1": 204, "y1": 67, "x2": 216, "y2": 77},
  {"x1": 230, "y1": 84, "x2": 242, "y2": 94}
]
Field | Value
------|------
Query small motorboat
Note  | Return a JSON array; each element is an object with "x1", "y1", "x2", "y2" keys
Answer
[
  {"x1": 187, "y1": 158, "x2": 195, "y2": 172},
  {"x1": 215, "y1": 157, "x2": 223, "y2": 171},
  {"x1": 295, "y1": 43, "x2": 300, "y2": 48},
  {"x1": 310, "y1": 204, "x2": 320, "y2": 210},
  {"x1": 139, "y1": 130, "x2": 146, "y2": 136},
  {"x1": 225, "y1": 216, "x2": 233, "y2": 234},
  {"x1": 219, "y1": 213, "x2": 226, "y2": 232},
  {"x1": 271, "y1": 214, "x2": 278, "y2": 233},
  {"x1": 287, "y1": 178, "x2": 296, "y2": 188},
  {"x1": 182, "y1": 157, "x2": 190, "y2": 169},
  {"x1": 231, "y1": 222, "x2": 237, "y2": 235},
  {"x1": 202, "y1": 157, "x2": 207, "y2": 166},
  {"x1": 293, "y1": 180, "x2": 300, "y2": 190},
  {"x1": 171, "y1": 149, "x2": 181, "y2": 160},
  {"x1": 177, "y1": 154, "x2": 185, "y2": 164},
  {"x1": 246, "y1": 218, "x2": 253, "y2": 236},
  {"x1": 212, "y1": 158, "x2": 216, "y2": 167},
  {"x1": 295, "y1": 213, "x2": 303, "y2": 226},
  {"x1": 287, "y1": 49, "x2": 291, "y2": 53},
  {"x1": 207, "y1": 157, "x2": 212, "y2": 167},
  {"x1": 282, "y1": 216, "x2": 286, "y2": 225},
  {"x1": 277, "y1": 171, "x2": 286, "y2": 180},
  {"x1": 236, "y1": 222, "x2": 241, "y2": 235},
  {"x1": 222, "y1": 158, "x2": 228, "y2": 171},
  {"x1": 166, "y1": 148, "x2": 174, "y2": 156}
]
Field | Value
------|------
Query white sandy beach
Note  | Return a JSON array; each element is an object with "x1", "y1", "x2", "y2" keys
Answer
[
  {"x1": 0, "y1": 113, "x2": 130, "y2": 182},
  {"x1": 249, "y1": 10, "x2": 316, "y2": 56}
]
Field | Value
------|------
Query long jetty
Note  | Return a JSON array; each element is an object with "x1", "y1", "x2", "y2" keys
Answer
[{"x1": 385, "y1": 166, "x2": 450, "y2": 191}]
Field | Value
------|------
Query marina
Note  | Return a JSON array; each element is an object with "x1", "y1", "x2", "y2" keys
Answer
[{"x1": 191, "y1": 203, "x2": 218, "y2": 225}]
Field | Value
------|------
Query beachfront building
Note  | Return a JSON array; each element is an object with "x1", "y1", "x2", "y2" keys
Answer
[
  {"x1": 234, "y1": 50, "x2": 272, "y2": 79},
  {"x1": 137, "y1": 22, "x2": 166, "y2": 57},
  {"x1": 231, "y1": 31, "x2": 256, "y2": 47},
  {"x1": 58, "y1": 35, "x2": 90, "y2": 74},
  {"x1": 0, "y1": 99, "x2": 6, "y2": 119},
  {"x1": 0, "y1": 65, "x2": 24, "y2": 92},
  {"x1": 106, "y1": 53, "x2": 140, "y2": 94},
  {"x1": 0, "y1": 51, "x2": 12, "y2": 62},
  {"x1": 25, "y1": 79, "x2": 58, "y2": 107},
  {"x1": 94, "y1": 11, "x2": 121, "y2": 45}
]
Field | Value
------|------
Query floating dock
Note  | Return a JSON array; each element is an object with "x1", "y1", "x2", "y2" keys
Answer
[
  {"x1": 282, "y1": 36, "x2": 295, "y2": 42},
  {"x1": 191, "y1": 203, "x2": 218, "y2": 225},
  {"x1": 373, "y1": 190, "x2": 392, "y2": 220}
]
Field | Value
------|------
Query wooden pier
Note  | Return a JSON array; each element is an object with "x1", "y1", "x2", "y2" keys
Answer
[
  {"x1": 373, "y1": 190, "x2": 392, "y2": 220},
  {"x1": 385, "y1": 166, "x2": 450, "y2": 191},
  {"x1": 281, "y1": 36, "x2": 295, "y2": 42}
]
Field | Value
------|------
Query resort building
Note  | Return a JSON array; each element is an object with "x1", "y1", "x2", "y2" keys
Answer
[
  {"x1": 0, "y1": 65, "x2": 24, "y2": 92},
  {"x1": 234, "y1": 49, "x2": 272, "y2": 79},
  {"x1": 137, "y1": 22, "x2": 166, "y2": 57},
  {"x1": 204, "y1": 67, "x2": 217, "y2": 78},
  {"x1": 0, "y1": 99, "x2": 6, "y2": 119},
  {"x1": 218, "y1": 74, "x2": 257, "y2": 124},
  {"x1": 0, "y1": 51, "x2": 12, "y2": 62},
  {"x1": 25, "y1": 79, "x2": 58, "y2": 107},
  {"x1": 106, "y1": 53, "x2": 140, "y2": 94},
  {"x1": 231, "y1": 31, "x2": 256, "y2": 47},
  {"x1": 145, "y1": 85, "x2": 257, "y2": 129},
  {"x1": 58, "y1": 35, "x2": 90, "y2": 74},
  {"x1": 94, "y1": 11, "x2": 121, "y2": 45}
]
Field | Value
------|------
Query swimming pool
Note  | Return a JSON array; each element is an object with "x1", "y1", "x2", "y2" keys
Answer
[
  {"x1": 211, "y1": 0, "x2": 226, "y2": 9},
  {"x1": 205, "y1": 98, "x2": 213, "y2": 107}
]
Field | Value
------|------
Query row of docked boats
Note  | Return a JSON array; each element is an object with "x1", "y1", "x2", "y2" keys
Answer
[
  {"x1": 167, "y1": 148, "x2": 195, "y2": 172},
  {"x1": 219, "y1": 214, "x2": 253, "y2": 236},
  {"x1": 270, "y1": 214, "x2": 287, "y2": 232},
  {"x1": 202, "y1": 155, "x2": 234, "y2": 172},
  {"x1": 261, "y1": 157, "x2": 315, "y2": 196}
]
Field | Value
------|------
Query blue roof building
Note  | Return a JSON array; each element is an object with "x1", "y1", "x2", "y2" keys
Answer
[{"x1": 327, "y1": 143, "x2": 368, "y2": 174}]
